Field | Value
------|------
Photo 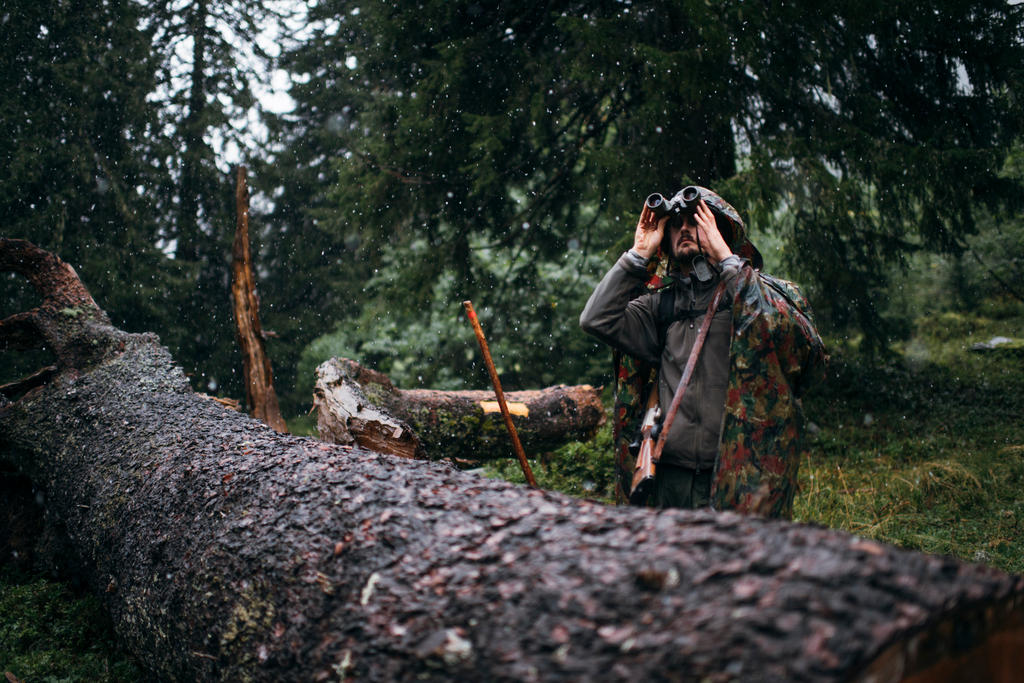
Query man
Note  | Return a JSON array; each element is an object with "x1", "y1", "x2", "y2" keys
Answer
[{"x1": 580, "y1": 187, "x2": 825, "y2": 518}]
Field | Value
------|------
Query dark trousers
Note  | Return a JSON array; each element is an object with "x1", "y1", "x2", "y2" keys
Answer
[{"x1": 652, "y1": 464, "x2": 713, "y2": 509}]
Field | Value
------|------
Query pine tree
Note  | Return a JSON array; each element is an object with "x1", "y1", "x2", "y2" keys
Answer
[{"x1": 143, "y1": 0, "x2": 291, "y2": 397}]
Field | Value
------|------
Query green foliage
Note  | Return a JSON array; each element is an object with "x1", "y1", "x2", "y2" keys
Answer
[
  {"x1": 0, "y1": 0, "x2": 187, "y2": 386},
  {"x1": 0, "y1": 0, "x2": 295, "y2": 405},
  {"x1": 3, "y1": 0, "x2": 1022, "y2": 419},
  {"x1": 296, "y1": 232, "x2": 613, "y2": 399},
  {"x1": 0, "y1": 0, "x2": 160, "y2": 240},
  {"x1": 880, "y1": 147, "x2": 1024, "y2": 336},
  {"x1": 486, "y1": 414, "x2": 618, "y2": 502},
  {"x1": 0, "y1": 568, "x2": 140, "y2": 682},
  {"x1": 138, "y1": 0, "x2": 294, "y2": 402},
  {"x1": 269, "y1": 0, "x2": 1024, "y2": 396}
]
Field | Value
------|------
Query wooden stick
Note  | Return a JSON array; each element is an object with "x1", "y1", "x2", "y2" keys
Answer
[{"x1": 462, "y1": 301, "x2": 538, "y2": 488}]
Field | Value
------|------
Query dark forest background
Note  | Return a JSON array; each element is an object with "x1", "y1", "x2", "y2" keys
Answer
[
  {"x1": 3, "y1": 4, "x2": 1024, "y2": 677},
  {"x1": 3, "y1": 0, "x2": 1023, "y2": 419}
]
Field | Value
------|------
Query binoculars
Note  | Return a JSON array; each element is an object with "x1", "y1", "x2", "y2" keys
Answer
[{"x1": 644, "y1": 186, "x2": 701, "y2": 221}]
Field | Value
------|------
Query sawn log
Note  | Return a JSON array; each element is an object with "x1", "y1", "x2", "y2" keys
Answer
[
  {"x1": 1, "y1": 237, "x2": 1023, "y2": 682},
  {"x1": 313, "y1": 357, "x2": 605, "y2": 463}
]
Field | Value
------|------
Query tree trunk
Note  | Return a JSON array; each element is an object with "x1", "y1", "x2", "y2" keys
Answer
[
  {"x1": 231, "y1": 165, "x2": 287, "y2": 432},
  {"x1": 177, "y1": 0, "x2": 208, "y2": 263},
  {"x1": 2, "y1": 238, "x2": 1023, "y2": 682},
  {"x1": 313, "y1": 357, "x2": 605, "y2": 464}
]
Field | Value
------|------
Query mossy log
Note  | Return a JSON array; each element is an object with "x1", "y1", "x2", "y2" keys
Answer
[
  {"x1": 2, "y1": 238, "x2": 1024, "y2": 682},
  {"x1": 312, "y1": 357, "x2": 605, "y2": 463}
]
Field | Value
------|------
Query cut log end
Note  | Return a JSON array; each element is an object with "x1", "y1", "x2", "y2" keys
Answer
[
  {"x1": 861, "y1": 596, "x2": 1024, "y2": 682},
  {"x1": 313, "y1": 358, "x2": 426, "y2": 459}
]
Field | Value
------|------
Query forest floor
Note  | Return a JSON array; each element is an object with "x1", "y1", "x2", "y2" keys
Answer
[
  {"x1": 795, "y1": 309, "x2": 1024, "y2": 574},
  {"x1": 1, "y1": 308, "x2": 1021, "y2": 681},
  {"x1": 0, "y1": 566, "x2": 141, "y2": 681}
]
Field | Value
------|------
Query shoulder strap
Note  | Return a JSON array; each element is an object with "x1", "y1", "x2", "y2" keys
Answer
[
  {"x1": 656, "y1": 286, "x2": 675, "y2": 346},
  {"x1": 759, "y1": 272, "x2": 810, "y2": 314}
]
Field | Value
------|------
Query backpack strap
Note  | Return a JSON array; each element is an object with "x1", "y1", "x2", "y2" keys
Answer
[{"x1": 656, "y1": 286, "x2": 675, "y2": 347}]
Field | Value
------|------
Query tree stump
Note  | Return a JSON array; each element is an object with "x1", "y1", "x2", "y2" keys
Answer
[{"x1": 2, "y1": 238, "x2": 1023, "y2": 682}]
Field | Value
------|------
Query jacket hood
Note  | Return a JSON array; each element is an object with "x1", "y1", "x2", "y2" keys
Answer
[{"x1": 667, "y1": 186, "x2": 763, "y2": 270}]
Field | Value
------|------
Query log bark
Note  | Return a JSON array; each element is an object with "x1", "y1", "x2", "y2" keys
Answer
[
  {"x1": 2, "y1": 237, "x2": 1024, "y2": 682},
  {"x1": 313, "y1": 357, "x2": 605, "y2": 464},
  {"x1": 231, "y1": 165, "x2": 287, "y2": 433}
]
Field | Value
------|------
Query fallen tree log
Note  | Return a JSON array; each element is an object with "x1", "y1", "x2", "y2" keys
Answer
[
  {"x1": 313, "y1": 357, "x2": 605, "y2": 463},
  {"x1": 2, "y1": 237, "x2": 1024, "y2": 682}
]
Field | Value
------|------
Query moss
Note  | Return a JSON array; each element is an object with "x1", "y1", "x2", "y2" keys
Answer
[
  {"x1": 404, "y1": 407, "x2": 507, "y2": 458},
  {"x1": 0, "y1": 567, "x2": 141, "y2": 682},
  {"x1": 359, "y1": 381, "x2": 393, "y2": 407},
  {"x1": 219, "y1": 587, "x2": 276, "y2": 679}
]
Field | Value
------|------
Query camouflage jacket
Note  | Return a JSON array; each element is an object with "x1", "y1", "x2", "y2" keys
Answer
[{"x1": 610, "y1": 260, "x2": 826, "y2": 518}]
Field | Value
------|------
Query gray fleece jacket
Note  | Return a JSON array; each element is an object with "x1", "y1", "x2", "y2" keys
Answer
[{"x1": 580, "y1": 250, "x2": 742, "y2": 471}]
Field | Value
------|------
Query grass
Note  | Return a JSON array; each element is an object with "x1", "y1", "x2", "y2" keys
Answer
[{"x1": 794, "y1": 309, "x2": 1024, "y2": 573}]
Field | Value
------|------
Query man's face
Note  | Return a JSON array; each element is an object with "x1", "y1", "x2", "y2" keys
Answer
[{"x1": 668, "y1": 214, "x2": 701, "y2": 260}]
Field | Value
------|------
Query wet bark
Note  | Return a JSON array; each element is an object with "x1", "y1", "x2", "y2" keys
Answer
[
  {"x1": 2, "y1": 238, "x2": 1024, "y2": 682},
  {"x1": 312, "y1": 357, "x2": 605, "y2": 464},
  {"x1": 231, "y1": 165, "x2": 286, "y2": 433}
]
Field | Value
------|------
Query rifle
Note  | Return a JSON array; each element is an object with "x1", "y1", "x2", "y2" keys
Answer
[{"x1": 628, "y1": 379, "x2": 662, "y2": 505}]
